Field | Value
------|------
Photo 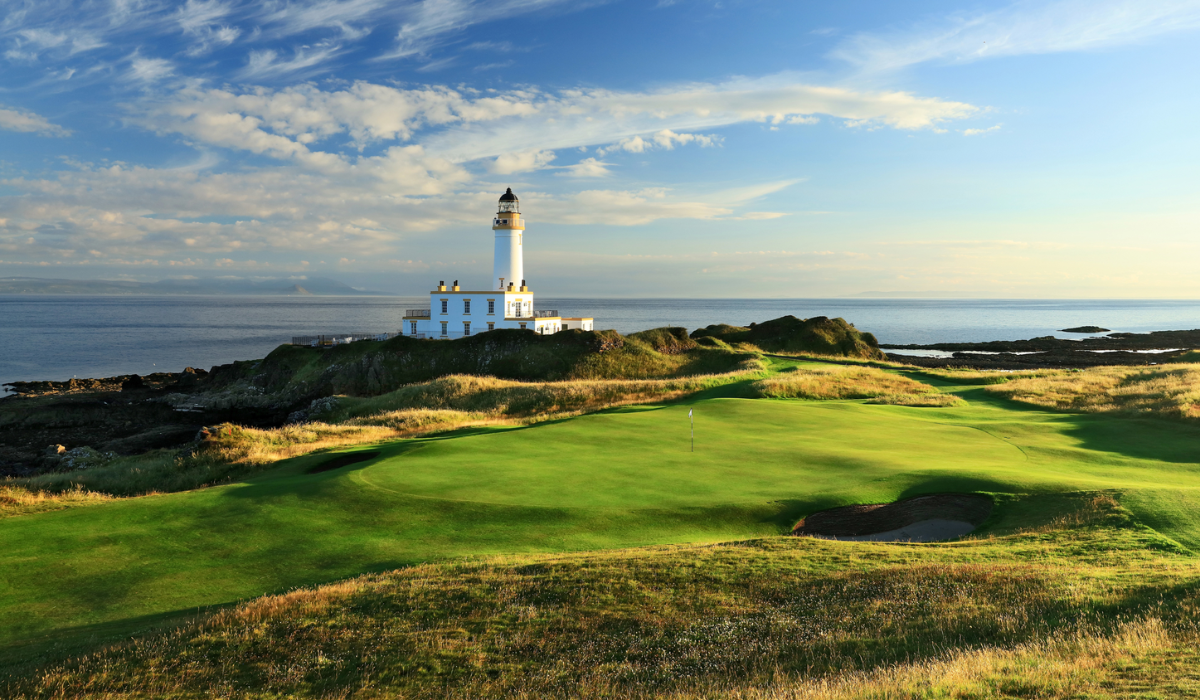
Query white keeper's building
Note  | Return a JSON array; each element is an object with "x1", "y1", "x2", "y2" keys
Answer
[{"x1": 403, "y1": 188, "x2": 594, "y2": 339}]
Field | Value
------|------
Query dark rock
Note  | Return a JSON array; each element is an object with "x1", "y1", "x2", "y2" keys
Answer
[{"x1": 121, "y1": 374, "x2": 145, "y2": 391}]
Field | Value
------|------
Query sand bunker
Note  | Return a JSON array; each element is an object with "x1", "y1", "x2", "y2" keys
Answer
[
  {"x1": 793, "y1": 494, "x2": 993, "y2": 543},
  {"x1": 308, "y1": 451, "x2": 380, "y2": 474}
]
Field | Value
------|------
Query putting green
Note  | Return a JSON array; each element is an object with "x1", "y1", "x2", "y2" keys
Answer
[
  {"x1": 4, "y1": 390, "x2": 1200, "y2": 654},
  {"x1": 353, "y1": 401, "x2": 1027, "y2": 507}
]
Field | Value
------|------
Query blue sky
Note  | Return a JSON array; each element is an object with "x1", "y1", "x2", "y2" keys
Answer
[{"x1": 1, "y1": 0, "x2": 1198, "y2": 297}]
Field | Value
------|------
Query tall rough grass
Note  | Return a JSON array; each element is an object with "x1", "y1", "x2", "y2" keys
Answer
[
  {"x1": 328, "y1": 372, "x2": 755, "y2": 423},
  {"x1": 0, "y1": 484, "x2": 112, "y2": 517},
  {"x1": 752, "y1": 365, "x2": 962, "y2": 406},
  {"x1": 986, "y1": 363, "x2": 1200, "y2": 420}
]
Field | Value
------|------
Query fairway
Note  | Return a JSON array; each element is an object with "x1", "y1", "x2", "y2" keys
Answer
[{"x1": 5, "y1": 385, "x2": 1200, "y2": 654}]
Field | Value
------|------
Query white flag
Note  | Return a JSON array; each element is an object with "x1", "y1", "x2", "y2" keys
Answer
[{"x1": 688, "y1": 409, "x2": 693, "y2": 417}]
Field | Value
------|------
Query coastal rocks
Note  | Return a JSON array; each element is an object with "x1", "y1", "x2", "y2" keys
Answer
[
  {"x1": 56, "y1": 446, "x2": 117, "y2": 470},
  {"x1": 1060, "y1": 326, "x2": 1111, "y2": 333},
  {"x1": 286, "y1": 396, "x2": 340, "y2": 424},
  {"x1": 101, "y1": 425, "x2": 203, "y2": 454},
  {"x1": 4, "y1": 369, "x2": 212, "y2": 398}
]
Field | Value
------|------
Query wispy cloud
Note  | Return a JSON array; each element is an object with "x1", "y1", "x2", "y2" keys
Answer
[
  {"x1": 0, "y1": 104, "x2": 71, "y2": 136},
  {"x1": 556, "y1": 157, "x2": 611, "y2": 177},
  {"x1": 963, "y1": 124, "x2": 1002, "y2": 136},
  {"x1": 239, "y1": 42, "x2": 345, "y2": 79},
  {"x1": 127, "y1": 54, "x2": 175, "y2": 82},
  {"x1": 832, "y1": 0, "x2": 1200, "y2": 73},
  {"x1": 597, "y1": 129, "x2": 720, "y2": 156},
  {"x1": 424, "y1": 74, "x2": 976, "y2": 161},
  {"x1": 132, "y1": 76, "x2": 976, "y2": 179},
  {"x1": 0, "y1": 0, "x2": 591, "y2": 85}
]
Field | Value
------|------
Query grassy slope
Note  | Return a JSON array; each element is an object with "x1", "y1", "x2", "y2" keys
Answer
[
  {"x1": 9, "y1": 497, "x2": 1200, "y2": 698},
  {"x1": 5, "y1": 359, "x2": 1200, "y2": 661}
]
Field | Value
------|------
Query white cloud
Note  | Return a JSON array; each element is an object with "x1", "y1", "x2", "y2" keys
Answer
[
  {"x1": 598, "y1": 129, "x2": 720, "y2": 156},
  {"x1": 177, "y1": 0, "x2": 242, "y2": 56},
  {"x1": 0, "y1": 0, "x2": 590, "y2": 80},
  {"x1": 381, "y1": 0, "x2": 580, "y2": 60},
  {"x1": 963, "y1": 124, "x2": 1002, "y2": 136},
  {"x1": 832, "y1": 0, "x2": 1200, "y2": 73},
  {"x1": 423, "y1": 74, "x2": 977, "y2": 161},
  {"x1": 489, "y1": 149, "x2": 556, "y2": 174},
  {"x1": 0, "y1": 105, "x2": 71, "y2": 136},
  {"x1": 239, "y1": 42, "x2": 344, "y2": 79},
  {"x1": 0, "y1": 160, "x2": 794, "y2": 272},
  {"x1": 556, "y1": 157, "x2": 611, "y2": 178},
  {"x1": 131, "y1": 77, "x2": 973, "y2": 182},
  {"x1": 127, "y1": 55, "x2": 175, "y2": 82}
]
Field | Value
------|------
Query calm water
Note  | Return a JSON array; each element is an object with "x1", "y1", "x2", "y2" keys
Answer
[{"x1": 3, "y1": 295, "x2": 1200, "y2": 388}]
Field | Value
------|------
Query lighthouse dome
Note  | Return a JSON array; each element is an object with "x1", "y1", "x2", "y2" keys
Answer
[{"x1": 498, "y1": 187, "x2": 519, "y2": 213}]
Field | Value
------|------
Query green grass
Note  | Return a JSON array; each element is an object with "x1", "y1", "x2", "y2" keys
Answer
[
  {"x1": 8, "y1": 498, "x2": 1200, "y2": 698},
  {"x1": 5, "y1": 364, "x2": 1200, "y2": 685}
]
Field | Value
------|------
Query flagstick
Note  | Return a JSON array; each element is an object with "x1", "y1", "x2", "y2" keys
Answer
[{"x1": 690, "y1": 409, "x2": 694, "y2": 453}]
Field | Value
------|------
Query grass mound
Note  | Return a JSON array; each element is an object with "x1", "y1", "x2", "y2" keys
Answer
[
  {"x1": 986, "y1": 363, "x2": 1200, "y2": 420},
  {"x1": 207, "y1": 327, "x2": 758, "y2": 405},
  {"x1": 692, "y1": 315, "x2": 884, "y2": 359},
  {"x1": 751, "y1": 364, "x2": 949, "y2": 401}
]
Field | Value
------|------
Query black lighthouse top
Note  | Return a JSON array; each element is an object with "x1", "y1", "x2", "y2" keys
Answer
[{"x1": 498, "y1": 187, "x2": 519, "y2": 213}]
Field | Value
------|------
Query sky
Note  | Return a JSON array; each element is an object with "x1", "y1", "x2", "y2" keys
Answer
[{"x1": 1, "y1": 0, "x2": 1198, "y2": 298}]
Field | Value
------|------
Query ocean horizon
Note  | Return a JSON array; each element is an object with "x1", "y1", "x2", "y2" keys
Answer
[{"x1": 4, "y1": 295, "x2": 1200, "y2": 389}]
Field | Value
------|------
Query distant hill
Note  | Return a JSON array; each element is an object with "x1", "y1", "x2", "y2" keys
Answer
[{"x1": 0, "y1": 277, "x2": 390, "y2": 296}]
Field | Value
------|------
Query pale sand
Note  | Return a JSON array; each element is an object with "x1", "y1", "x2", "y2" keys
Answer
[{"x1": 813, "y1": 519, "x2": 977, "y2": 543}]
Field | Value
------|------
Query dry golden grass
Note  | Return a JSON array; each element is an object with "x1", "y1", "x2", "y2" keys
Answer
[
  {"x1": 986, "y1": 363, "x2": 1200, "y2": 420},
  {"x1": 652, "y1": 618, "x2": 1175, "y2": 700},
  {"x1": 752, "y1": 365, "x2": 954, "y2": 403},
  {"x1": 330, "y1": 373, "x2": 747, "y2": 423},
  {"x1": 191, "y1": 421, "x2": 401, "y2": 466},
  {"x1": 919, "y1": 367, "x2": 1050, "y2": 385},
  {"x1": 0, "y1": 484, "x2": 112, "y2": 517},
  {"x1": 866, "y1": 392, "x2": 964, "y2": 407}
]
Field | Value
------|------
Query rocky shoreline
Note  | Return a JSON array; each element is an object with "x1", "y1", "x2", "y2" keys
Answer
[
  {"x1": 0, "y1": 366, "x2": 299, "y2": 478},
  {"x1": 882, "y1": 328, "x2": 1200, "y2": 369}
]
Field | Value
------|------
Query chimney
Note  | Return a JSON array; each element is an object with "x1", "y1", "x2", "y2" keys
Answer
[
  {"x1": 520, "y1": 278, "x2": 528, "y2": 292},
  {"x1": 437, "y1": 280, "x2": 446, "y2": 291},
  {"x1": 452, "y1": 279, "x2": 460, "y2": 291}
]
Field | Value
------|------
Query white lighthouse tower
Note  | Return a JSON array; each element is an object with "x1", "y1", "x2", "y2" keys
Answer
[
  {"x1": 403, "y1": 188, "x2": 594, "y2": 338},
  {"x1": 493, "y1": 188, "x2": 524, "y2": 291}
]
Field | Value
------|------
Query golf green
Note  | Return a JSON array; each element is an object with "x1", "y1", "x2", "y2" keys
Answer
[{"x1": 4, "y1": 390, "x2": 1200, "y2": 652}]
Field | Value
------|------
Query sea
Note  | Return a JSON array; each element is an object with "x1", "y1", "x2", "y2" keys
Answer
[{"x1": 3, "y1": 296, "x2": 1200, "y2": 390}]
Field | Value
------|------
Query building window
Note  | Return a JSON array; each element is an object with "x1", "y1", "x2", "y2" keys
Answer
[
  {"x1": 464, "y1": 299, "x2": 471, "y2": 314},
  {"x1": 487, "y1": 299, "x2": 495, "y2": 314},
  {"x1": 487, "y1": 322, "x2": 495, "y2": 331},
  {"x1": 464, "y1": 321, "x2": 471, "y2": 336},
  {"x1": 519, "y1": 322, "x2": 527, "y2": 330},
  {"x1": 440, "y1": 321, "x2": 448, "y2": 336},
  {"x1": 409, "y1": 321, "x2": 417, "y2": 334},
  {"x1": 440, "y1": 299, "x2": 447, "y2": 314}
]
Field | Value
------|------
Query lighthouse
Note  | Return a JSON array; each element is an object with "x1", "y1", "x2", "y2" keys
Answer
[
  {"x1": 493, "y1": 188, "x2": 524, "y2": 291},
  {"x1": 402, "y1": 188, "x2": 595, "y2": 338}
]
